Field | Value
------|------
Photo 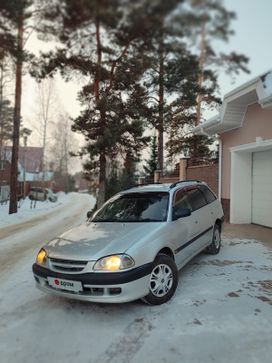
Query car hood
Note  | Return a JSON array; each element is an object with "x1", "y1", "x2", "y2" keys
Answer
[{"x1": 45, "y1": 222, "x2": 164, "y2": 260}]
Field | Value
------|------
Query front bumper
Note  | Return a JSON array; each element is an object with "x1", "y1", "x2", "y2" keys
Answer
[{"x1": 32, "y1": 263, "x2": 152, "y2": 303}]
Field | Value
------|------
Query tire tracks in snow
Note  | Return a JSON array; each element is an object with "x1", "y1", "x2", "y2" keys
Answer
[
  {"x1": 93, "y1": 303, "x2": 173, "y2": 363},
  {"x1": 0, "y1": 194, "x2": 93, "y2": 276},
  {"x1": 0, "y1": 195, "x2": 82, "y2": 240}
]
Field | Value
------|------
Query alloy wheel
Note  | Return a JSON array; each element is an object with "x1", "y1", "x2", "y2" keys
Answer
[{"x1": 149, "y1": 264, "x2": 173, "y2": 297}]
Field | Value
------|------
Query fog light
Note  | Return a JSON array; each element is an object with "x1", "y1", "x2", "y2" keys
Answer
[{"x1": 109, "y1": 288, "x2": 121, "y2": 295}]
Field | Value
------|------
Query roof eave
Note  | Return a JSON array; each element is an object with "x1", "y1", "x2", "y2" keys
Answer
[{"x1": 193, "y1": 70, "x2": 272, "y2": 136}]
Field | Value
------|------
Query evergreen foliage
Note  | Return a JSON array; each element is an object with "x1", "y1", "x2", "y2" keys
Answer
[
  {"x1": 165, "y1": 0, "x2": 249, "y2": 158},
  {"x1": 143, "y1": 135, "x2": 158, "y2": 178},
  {"x1": 33, "y1": 0, "x2": 163, "y2": 206},
  {"x1": 0, "y1": 0, "x2": 250, "y2": 207},
  {"x1": 0, "y1": 99, "x2": 13, "y2": 146}
]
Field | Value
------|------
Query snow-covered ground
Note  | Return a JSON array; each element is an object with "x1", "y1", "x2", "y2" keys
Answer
[
  {"x1": 0, "y1": 192, "x2": 88, "y2": 228},
  {"x1": 0, "y1": 193, "x2": 96, "y2": 275},
  {"x1": 0, "y1": 214, "x2": 271, "y2": 363}
]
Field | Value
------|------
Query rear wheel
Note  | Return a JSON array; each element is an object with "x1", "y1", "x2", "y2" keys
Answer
[
  {"x1": 142, "y1": 254, "x2": 178, "y2": 305},
  {"x1": 206, "y1": 224, "x2": 221, "y2": 255}
]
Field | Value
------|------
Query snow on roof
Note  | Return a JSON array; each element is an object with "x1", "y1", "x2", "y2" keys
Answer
[{"x1": 3, "y1": 146, "x2": 43, "y2": 173}]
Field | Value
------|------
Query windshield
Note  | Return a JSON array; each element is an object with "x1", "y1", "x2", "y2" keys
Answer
[{"x1": 92, "y1": 192, "x2": 169, "y2": 222}]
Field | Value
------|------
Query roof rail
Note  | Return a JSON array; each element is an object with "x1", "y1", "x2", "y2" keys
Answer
[
  {"x1": 124, "y1": 182, "x2": 162, "y2": 190},
  {"x1": 170, "y1": 179, "x2": 202, "y2": 189},
  {"x1": 137, "y1": 182, "x2": 162, "y2": 186}
]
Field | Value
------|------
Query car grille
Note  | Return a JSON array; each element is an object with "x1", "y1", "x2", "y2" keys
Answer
[{"x1": 49, "y1": 258, "x2": 88, "y2": 273}]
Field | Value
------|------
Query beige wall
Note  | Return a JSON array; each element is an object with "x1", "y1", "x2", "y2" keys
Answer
[{"x1": 220, "y1": 103, "x2": 272, "y2": 199}]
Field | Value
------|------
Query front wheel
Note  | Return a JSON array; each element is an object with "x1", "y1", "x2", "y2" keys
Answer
[
  {"x1": 206, "y1": 224, "x2": 221, "y2": 255},
  {"x1": 142, "y1": 254, "x2": 178, "y2": 305}
]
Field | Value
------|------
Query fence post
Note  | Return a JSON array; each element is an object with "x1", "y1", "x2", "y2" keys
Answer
[
  {"x1": 179, "y1": 158, "x2": 188, "y2": 180},
  {"x1": 154, "y1": 170, "x2": 162, "y2": 183},
  {"x1": 138, "y1": 176, "x2": 146, "y2": 185}
]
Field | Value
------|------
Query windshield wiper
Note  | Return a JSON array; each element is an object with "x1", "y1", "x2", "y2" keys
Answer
[
  {"x1": 137, "y1": 218, "x2": 163, "y2": 222},
  {"x1": 93, "y1": 218, "x2": 163, "y2": 223},
  {"x1": 92, "y1": 218, "x2": 117, "y2": 222}
]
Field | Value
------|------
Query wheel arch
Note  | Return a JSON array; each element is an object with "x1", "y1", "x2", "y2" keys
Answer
[
  {"x1": 156, "y1": 247, "x2": 175, "y2": 261},
  {"x1": 215, "y1": 219, "x2": 222, "y2": 232}
]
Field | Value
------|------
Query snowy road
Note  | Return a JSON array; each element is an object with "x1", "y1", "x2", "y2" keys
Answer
[
  {"x1": 0, "y1": 193, "x2": 95, "y2": 276},
  {"x1": 0, "y1": 207, "x2": 272, "y2": 363}
]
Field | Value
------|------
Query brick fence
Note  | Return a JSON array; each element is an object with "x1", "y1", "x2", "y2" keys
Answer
[
  {"x1": 157, "y1": 158, "x2": 219, "y2": 196},
  {"x1": 186, "y1": 164, "x2": 218, "y2": 195}
]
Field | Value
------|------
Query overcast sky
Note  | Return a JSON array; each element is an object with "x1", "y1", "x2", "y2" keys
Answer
[{"x1": 217, "y1": 0, "x2": 271, "y2": 95}]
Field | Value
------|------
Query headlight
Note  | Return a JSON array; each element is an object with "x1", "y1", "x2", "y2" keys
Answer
[
  {"x1": 36, "y1": 248, "x2": 47, "y2": 265},
  {"x1": 93, "y1": 254, "x2": 135, "y2": 271}
]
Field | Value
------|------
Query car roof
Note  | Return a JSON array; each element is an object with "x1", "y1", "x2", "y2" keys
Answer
[
  {"x1": 122, "y1": 184, "x2": 172, "y2": 193},
  {"x1": 122, "y1": 180, "x2": 206, "y2": 194}
]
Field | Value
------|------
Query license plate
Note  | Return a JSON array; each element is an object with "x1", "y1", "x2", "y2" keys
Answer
[{"x1": 48, "y1": 277, "x2": 83, "y2": 292}]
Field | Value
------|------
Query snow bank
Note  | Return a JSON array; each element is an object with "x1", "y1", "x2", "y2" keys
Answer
[{"x1": 0, "y1": 192, "x2": 82, "y2": 228}]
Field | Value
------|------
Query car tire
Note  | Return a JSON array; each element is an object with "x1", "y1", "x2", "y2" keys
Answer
[
  {"x1": 206, "y1": 224, "x2": 221, "y2": 255},
  {"x1": 142, "y1": 254, "x2": 178, "y2": 305}
]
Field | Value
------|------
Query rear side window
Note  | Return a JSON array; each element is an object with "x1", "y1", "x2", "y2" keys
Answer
[
  {"x1": 199, "y1": 185, "x2": 216, "y2": 204},
  {"x1": 186, "y1": 188, "x2": 207, "y2": 211},
  {"x1": 173, "y1": 189, "x2": 192, "y2": 210}
]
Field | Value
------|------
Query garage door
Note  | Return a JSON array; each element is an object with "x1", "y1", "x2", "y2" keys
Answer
[{"x1": 252, "y1": 150, "x2": 272, "y2": 227}]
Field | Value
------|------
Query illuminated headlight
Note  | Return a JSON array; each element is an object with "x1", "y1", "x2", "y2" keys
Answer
[
  {"x1": 36, "y1": 248, "x2": 47, "y2": 265},
  {"x1": 93, "y1": 254, "x2": 135, "y2": 271}
]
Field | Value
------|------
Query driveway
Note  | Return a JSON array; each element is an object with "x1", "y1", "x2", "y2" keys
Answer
[{"x1": 0, "y1": 219, "x2": 271, "y2": 363}]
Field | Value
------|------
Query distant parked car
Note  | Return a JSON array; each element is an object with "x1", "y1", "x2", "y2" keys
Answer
[
  {"x1": 45, "y1": 188, "x2": 58, "y2": 202},
  {"x1": 28, "y1": 187, "x2": 58, "y2": 202},
  {"x1": 28, "y1": 187, "x2": 47, "y2": 202},
  {"x1": 33, "y1": 180, "x2": 224, "y2": 305}
]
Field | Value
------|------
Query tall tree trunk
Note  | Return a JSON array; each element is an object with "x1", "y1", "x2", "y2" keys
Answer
[
  {"x1": 97, "y1": 151, "x2": 106, "y2": 208},
  {"x1": 94, "y1": 16, "x2": 101, "y2": 102},
  {"x1": 0, "y1": 63, "x2": 4, "y2": 158},
  {"x1": 42, "y1": 117, "x2": 47, "y2": 183},
  {"x1": 39, "y1": 81, "x2": 53, "y2": 183},
  {"x1": 9, "y1": 12, "x2": 23, "y2": 214},
  {"x1": 196, "y1": 22, "x2": 206, "y2": 126},
  {"x1": 157, "y1": 32, "x2": 164, "y2": 172},
  {"x1": 94, "y1": 12, "x2": 106, "y2": 208}
]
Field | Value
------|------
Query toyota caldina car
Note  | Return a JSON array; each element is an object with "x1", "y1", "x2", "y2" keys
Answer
[{"x1": 33, "y1": 180, "x2": 224, "y2": 305}]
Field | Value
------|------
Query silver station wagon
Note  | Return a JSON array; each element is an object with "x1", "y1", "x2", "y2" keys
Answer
[{"x1": 33, "y1": 180, "x2": 224, "y2": 305}]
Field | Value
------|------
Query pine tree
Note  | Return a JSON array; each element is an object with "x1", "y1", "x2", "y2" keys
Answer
[
  {"x1": 0, "y1": 99, "x2": 14, "y2": 147},
  {"x1": 166, "y1": 0, "x2": 249, "y2": 159},
  {"x1": 138, "y1": 0, "x2": 188, "y2": 172},
  {"x1": 34, "y1": 0, "x2": 153, "y2": 207},
  {"x1": 143, "y1": 135, "x2": 158, "y2": 179},
  {"x1": 0, "y1": 60, "x2": 14, "y2": 154},
  {"x1": 0, "y1": 1, "x2": 29, "y2": 213},
  {"x1": 182, "y1": 0, "x2": 249, "y2": 125},
  {"x1": 0, "y1": 0, "x2": 50, "y2": 213}
]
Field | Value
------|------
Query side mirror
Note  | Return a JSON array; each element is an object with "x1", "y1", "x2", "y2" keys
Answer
[
  {"x1": 86, "y1": 210, "x2": 93, "y2": 219},
  {"x1": 172, "y1": 207, "x2": 191, "y2": 221}
]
